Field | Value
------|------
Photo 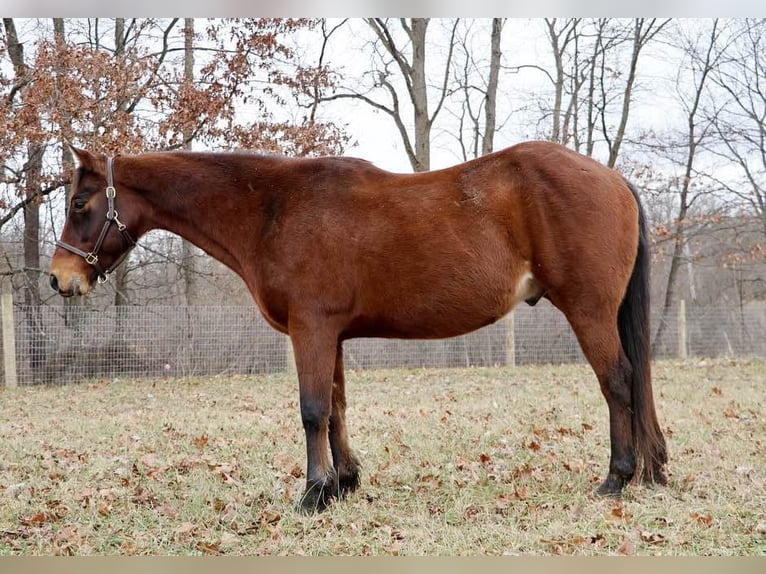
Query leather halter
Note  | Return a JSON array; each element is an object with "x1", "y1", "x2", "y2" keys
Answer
[{"x1": 56, "y1": 155, "x2": 136, "y2": 284}]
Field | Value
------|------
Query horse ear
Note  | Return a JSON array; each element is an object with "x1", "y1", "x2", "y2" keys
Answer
[{"x1": 69, "y1": 144, "x2": 96, "y2": 170}]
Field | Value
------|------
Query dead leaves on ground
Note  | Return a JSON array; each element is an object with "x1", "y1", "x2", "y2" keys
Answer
[{"x1": 1, "y1": 363, "x2": 764, "y2": 555}]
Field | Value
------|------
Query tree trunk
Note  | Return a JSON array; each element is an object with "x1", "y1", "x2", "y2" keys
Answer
[
  {"x1": 607, "y1": 19, "x2": 642, "y2": 168},
  {"x1": 181, "y1": 18, "x2": 198, "y2": 305},
  {"x1": 410, "y1": 19, "x2": 430, "y2": 172},
  {"x1": 4, "y1": 18, "x2": 45, "y2": 371},
  {"x1": 652, "y1": 19, "x2": 717, "y2": 356},
  {"x1": 54, "y1": 18, "x2": 85, "y2": 338},
  {"x1": 113, "y1": 18, "x2": 130, "y2": 342},
  {"x1": 481, "y1": 18, "x2": 503, "y2": 156}
]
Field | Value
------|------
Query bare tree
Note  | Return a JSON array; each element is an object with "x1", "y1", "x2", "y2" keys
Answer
[
  {"x1": 321, "y1": 18, "x2": 459, "y2": 172},
  {"x1": 543, "y1": 18, "x2": 582, "y2": 145},
  {"x1": 3, "y1": 18, "x2": 46, "y2": 371},
  {"x1": 451, "y1": 19, "x2": 505, "y2": 160},
  {"x1": 483, "y1": 19, "x2": 503, "y2": 156},
  {"x1": 707, "y1": 19, "x2": 766, "y2": 240},
  {"x1": 535, "y1": 18, "x2": 668, "y2": 166},
  {"x1": 603, "y1": 18, "x2": 670, "y2": 168},
  {"x1": 180, "y1": 18, "x2": 198, "y2": 305},
  {"x1": 651, "y1": 19, "x2": 724, "y2": 354},
  {"x1": 3, "y1": 19, "x2": 43, "y2": 308}
]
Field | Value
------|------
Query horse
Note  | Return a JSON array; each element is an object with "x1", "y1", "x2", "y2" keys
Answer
[{"x1": 49, "y1": 141, "x2": 668, "y2": 512}]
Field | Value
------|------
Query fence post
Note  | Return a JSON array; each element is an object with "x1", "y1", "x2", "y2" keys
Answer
[
  {"x1": 505, "y1": 311, "x2": 516, "y2": 367},
  {"x1": 677, "y1": 299, "x2": 687, "y2": 359},
  {"x1": 284, "y1": 336, "x2": 296, "y2": 374},
  {"x1": 1, "y1": 285, "x2": 18, "y2": 388}
]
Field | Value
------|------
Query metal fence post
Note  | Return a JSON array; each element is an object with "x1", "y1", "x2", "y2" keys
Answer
[
  {"x1": 678, "y1": 299, "x2": 687, "y2": 359},
  {"x1": 1, "y1": 285, "x2": 18, "y2": 388}
]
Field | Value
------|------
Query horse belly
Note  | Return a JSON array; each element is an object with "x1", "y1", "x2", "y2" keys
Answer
[{"x1": 349, "y1": 262, "x2": 535, "y2": 340}]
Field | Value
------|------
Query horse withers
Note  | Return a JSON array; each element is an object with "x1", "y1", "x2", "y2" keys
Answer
[{"x1": 49, "y1": 141, "x2": 667, "y2": 512}]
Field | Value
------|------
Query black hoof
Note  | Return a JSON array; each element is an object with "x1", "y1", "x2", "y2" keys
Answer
[
  {"x1": 338, "y1": 462, "x2": 361, "y2": 498},
  {"x1": 595, "y1": 473, "x2": 630, "y2": 498},
  {"x1": 299, "y1": 475, "x2": 338, "y2": 513}
]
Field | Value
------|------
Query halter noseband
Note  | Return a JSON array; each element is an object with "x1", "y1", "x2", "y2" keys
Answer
[{"x1": 56, "y1": 155, "x2": 136, "y2": 284}]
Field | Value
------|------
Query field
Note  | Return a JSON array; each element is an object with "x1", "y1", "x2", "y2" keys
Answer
[{"x1": 0, "y1": 359, "x2": 764, "y2": 555}]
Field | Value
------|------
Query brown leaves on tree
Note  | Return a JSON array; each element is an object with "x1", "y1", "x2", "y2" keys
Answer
[{"x1": 1, "y1": 18, "x2": 349, "y2": 233}]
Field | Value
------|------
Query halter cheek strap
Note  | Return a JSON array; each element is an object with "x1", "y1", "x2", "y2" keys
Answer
[{"x1": 56, "y1": 155, "x2": 136, "y2": 284}]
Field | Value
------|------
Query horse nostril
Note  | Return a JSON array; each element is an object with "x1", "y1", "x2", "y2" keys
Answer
[{"x1": 49, "y1": 274, "x2": 59, "y2": 293}]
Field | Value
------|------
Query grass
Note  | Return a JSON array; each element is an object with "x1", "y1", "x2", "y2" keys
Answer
[{"x1": 0, "y1": 359, "x2": 764, "y2": 555}]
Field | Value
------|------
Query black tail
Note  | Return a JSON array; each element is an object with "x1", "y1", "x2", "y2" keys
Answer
[{"x1": 618, "y1": 182, "x2": 667, "y2": 484}]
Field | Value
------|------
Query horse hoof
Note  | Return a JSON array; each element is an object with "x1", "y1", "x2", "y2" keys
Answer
[
  {"x1": 338, "y1": 467, "x2": 361, "y2": 498},
  {"x1": 641, "y1": 466, "x2": 668, "y2": 487},
  {"x1": 298, "y1": 478, "x2": 337, "y2": 513},
  {"x1": 595, "y1": 474, "x2": 628, "y2": 498}
]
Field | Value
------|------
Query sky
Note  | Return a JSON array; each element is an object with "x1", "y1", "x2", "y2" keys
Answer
[
  {"x1": 4, "y1": 0, "x2": 766, "y2": 16},
  {"x1": 308, "y1": 18, "x2": 679, "y2": 173}
]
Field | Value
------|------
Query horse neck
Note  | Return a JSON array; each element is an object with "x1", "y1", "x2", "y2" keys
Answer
[{"x1": 121, "y1": 152, "x2": 277, "y2": 275}]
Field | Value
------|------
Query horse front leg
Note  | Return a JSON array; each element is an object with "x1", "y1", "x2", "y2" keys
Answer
[
  {"x1": 290, "y1": 323, "x2": 339, "y2": 513},
  {"x1": 329, "y1": 342, "x2": 361, "y2": 497}
]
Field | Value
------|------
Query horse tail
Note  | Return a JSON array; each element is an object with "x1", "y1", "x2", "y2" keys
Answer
[{"x1": 619, "y1": 181, "x2": 668, "y2": 483}]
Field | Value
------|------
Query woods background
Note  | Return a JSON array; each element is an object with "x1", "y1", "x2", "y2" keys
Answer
[{"x1": 1, "y1": 18, "x2": 765, "y2": 383}]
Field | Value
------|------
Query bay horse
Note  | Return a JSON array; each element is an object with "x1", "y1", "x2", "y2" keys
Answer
[{"x1": 49, "y1": 141, "x2": 667, "y2": 512}]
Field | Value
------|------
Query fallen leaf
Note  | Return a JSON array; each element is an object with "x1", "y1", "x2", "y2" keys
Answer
[
  {"x1": 711, "y1": 386, "x2": 722, "y2": 396},
  {"x1": 569, "y1": 535, "x2": 587, "y2": 546},
  {"x1": 528, "y1": 441, "x2": 541, "y2": 452},
  {"x1": 20, "y1": 512, "x2": 47, "y2": 527},
  {"x1": 390, "y1": 528, "x2": 406, "y2": 540},
  {"x1": 97, "y1": 502, "x2": 112, "y2": 517},
  {"x1": 196, "y1": 541, "x2": 221, "y2": 555},
  {"x1": 417, "y1": 473, "x2": 442, "y2": 488},
  {"x1": 259, "y1": 507, "x2": 281, "y2": 525},
  {"x1": 606, "y1": 502, "x2": 633, "y2": 523},
  {"x1": 691, "y1": 512, "x2": 713, "y2": 527},
  {"x1": 193, "y1": 434, "x2": 209, "y2": 449},
  {"x1": 640, "y1": 530, "x2": 666, "y2": 544}
]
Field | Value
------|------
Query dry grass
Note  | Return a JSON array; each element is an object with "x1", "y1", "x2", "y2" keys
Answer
[{"x1": 0, "y1": 359, "x2": 764, "y2": 555}]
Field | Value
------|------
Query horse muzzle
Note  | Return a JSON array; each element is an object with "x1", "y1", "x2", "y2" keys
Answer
[{"x1": 49, "y1": 269, "x2": 91, "y2": 297}]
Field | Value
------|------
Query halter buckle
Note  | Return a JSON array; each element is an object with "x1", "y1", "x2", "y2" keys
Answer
[
  {"x1": 85, "y1": 252, "x2": 99, "y2": 265},
  {"x1": 112, "y1": 211, "x2": 127, "y2": 230}
]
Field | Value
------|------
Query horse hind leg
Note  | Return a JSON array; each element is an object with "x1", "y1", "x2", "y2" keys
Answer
[
  {"x1": 565, "y1": 311, "x2": 637, "y2": 496},
  {"x1": 329, "y1": 342, "x2": 362, "y2": 497}
]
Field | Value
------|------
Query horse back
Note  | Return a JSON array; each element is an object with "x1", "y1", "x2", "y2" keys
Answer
[{"x1": 250, "y1": 142, "x2": 639, "y2": 339}]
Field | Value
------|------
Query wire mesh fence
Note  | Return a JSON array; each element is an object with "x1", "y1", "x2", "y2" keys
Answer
[{"x1": 3, "y1": 300, "x2": 766, "y2": 386}]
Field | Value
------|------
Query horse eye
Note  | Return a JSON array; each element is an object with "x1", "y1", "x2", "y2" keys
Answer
[{"x1": 72, "y1": 196, "x2": 88, "y2": 210}]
